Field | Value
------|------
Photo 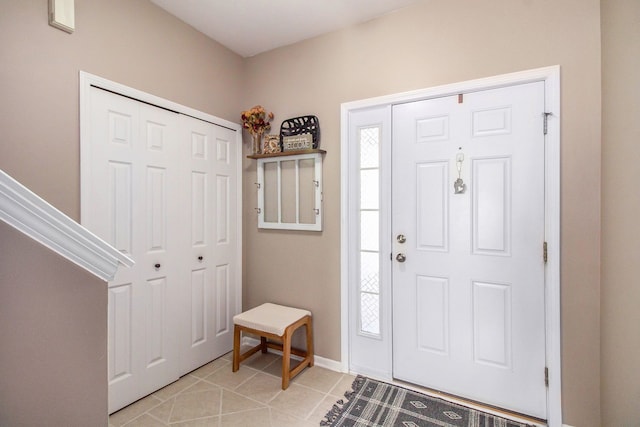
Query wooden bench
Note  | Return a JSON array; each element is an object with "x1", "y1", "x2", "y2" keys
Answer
[{"x1": 232, "y1": 303, "x2": 314, "y2": 390}]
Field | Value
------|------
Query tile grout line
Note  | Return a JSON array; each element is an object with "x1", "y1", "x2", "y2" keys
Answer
[
  {"x1": 111, "y1": 351, "x2": 357, "y2": 426},
  {"x1": 302, "y1": 373, "x2": 347, "y2": 421}
]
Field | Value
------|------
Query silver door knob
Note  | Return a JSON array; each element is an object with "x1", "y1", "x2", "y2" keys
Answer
[
  {"x1": 396, "y1": 253, "x2": 406, "y2": 263},
  {"x1": 397, "y1": 234, "x2": 406, "y2": 244}
]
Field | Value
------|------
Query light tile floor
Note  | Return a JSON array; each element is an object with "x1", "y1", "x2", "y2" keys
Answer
[{"x1": 109, "y1": 349, "x2": 355, "y2": 427}]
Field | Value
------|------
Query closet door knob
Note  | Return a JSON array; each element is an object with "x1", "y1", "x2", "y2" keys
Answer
[
  {"x1": 154, "y1": 263, "x2": 161, "y2": 269},
  {"x1": 198, "y1": 256, "x2": 203, "y2": 261}
]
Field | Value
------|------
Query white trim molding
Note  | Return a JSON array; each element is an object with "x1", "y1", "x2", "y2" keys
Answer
[
  {"x1": 340, "y1": 66, "x2": 562, "y2": 426},
  {"x1": 0, "y1": 169, "x2": 134, "y2": 282}
]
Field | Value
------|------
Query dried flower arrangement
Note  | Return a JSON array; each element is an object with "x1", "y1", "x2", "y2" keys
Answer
[{"x1": 241, "y1": 105, "x2": 274, "y2": 154}]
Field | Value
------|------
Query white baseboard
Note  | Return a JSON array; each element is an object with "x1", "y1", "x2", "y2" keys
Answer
[
  {"x1": 241, "y1": 337, "x2": 345, "y2": 373},
  {"x1": 314, "y1": 355, "x2": 346, "y2": 372}
]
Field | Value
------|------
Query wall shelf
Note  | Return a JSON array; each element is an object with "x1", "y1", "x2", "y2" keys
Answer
[{"x1": 247, "y1": 148, "x2": 326, "y2": 160}]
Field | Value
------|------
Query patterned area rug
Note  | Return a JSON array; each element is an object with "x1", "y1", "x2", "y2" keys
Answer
[{"x1": 321, "y1": 376, "x2": 533, "y2": 427}]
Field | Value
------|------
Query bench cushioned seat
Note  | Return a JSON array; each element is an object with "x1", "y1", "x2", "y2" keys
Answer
[{"x1": 233, "y1": 303, "x2": 311, "y2": 336}]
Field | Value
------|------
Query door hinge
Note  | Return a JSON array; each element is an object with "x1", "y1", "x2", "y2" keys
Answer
[
  {"x1": 543, "y1": 241, "x2": 548, "y2": 263},
  {"x1": 544, "y1": 367, "x2": 549, "y2": 387},
  {"x1": 543, "y1": 112, "x2": 552, "y2": 135}
]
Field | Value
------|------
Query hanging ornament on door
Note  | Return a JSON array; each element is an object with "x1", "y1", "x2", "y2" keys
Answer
[{"x1": 454, "y1": 149, "x2": 466, "y2": 194}]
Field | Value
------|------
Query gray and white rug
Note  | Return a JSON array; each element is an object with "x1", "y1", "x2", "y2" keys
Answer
[{"x1": 321, "y1": 376, "x2": 533, "y2": 427}]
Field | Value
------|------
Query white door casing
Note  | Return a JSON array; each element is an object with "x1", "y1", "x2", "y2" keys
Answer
[
  {"x1": 80, "y1": 72, "x2": 242, "y2": 413},
  {"x1": 346, "y1": 105, "x2": 393, "y2": 379},
  {"x1": 392, "y1": 82, "x2": 546, "y2": 418},
  {"x1": 341, "y1": 67, "x2": 561, "y2": 425}
]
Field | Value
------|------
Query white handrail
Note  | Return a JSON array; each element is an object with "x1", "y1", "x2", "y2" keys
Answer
[{"x1": 0, "y1": 169, "x2": 134, "y2": 282}]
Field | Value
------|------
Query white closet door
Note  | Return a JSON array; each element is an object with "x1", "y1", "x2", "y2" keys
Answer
[
  {"x1": 84, "y1": 85, "x2": 240, "y2": 413},
  {"x1": 86, "y1": 87, "x2": 182, "y2": 413},
  {"x1": 178, "y1": 116, "x2": 239, "y2": 373}
]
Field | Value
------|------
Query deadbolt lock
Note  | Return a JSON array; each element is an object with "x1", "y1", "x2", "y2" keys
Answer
[{"x1": 397, "y1": 234, "x2": 406, "y2": 244}]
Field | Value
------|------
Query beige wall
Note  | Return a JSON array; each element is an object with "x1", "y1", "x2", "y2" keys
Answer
[
  {"x1": 0, "y1": 0, "x2": 244, "y2": 220},
  {"x1": 0, "y1": 222, "x2": 108, "y2": 426},
  {"x1": 0, "y1": 0, "x2": 244, "y2": 424},
  {"x1": 0, "y1": 0, "x2": 617, "y2": 425},
  {"x1": 243, "y1": 1, "x2": 602, "y2": 425},
  {"x1": 601, "y1": 0, "x2": 640, "y2": 425}
]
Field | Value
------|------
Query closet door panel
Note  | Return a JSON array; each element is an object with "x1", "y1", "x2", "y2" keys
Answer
[
  {"x1": 84, "y1": 84, "x2": 240, "y2": 413},
  {"x1": 212, "y1": 128, "x2": 238, "y2": 348},
  {"x1": 180, "y1": 116, "x2": 217, "y2": 372}
]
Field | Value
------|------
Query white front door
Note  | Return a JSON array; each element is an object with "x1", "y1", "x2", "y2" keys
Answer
[{"x1": 392, "y1": 82, "x2": 547, "y2": 418}]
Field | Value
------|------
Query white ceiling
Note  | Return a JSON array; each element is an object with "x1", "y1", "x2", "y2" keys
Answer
[{"x1": 150, "y1": 0, "x2": 420, "y2": 58}]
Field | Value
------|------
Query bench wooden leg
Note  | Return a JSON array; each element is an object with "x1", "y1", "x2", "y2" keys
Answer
[
  {"x1": 305, "y1": 316, "x2": 314, "y2": 368},
  {"x1": 281, "y1": 329, "x2": 292, "y2": 390},
  {"x1": 232, "y1": 324, "x2": 241, "y2": 372}
]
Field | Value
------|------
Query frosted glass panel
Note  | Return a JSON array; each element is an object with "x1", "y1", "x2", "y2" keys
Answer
[
  {"x1": 360, "y1": 251, "x2": 379, "y2": 293},
  {"x1": 360, "y1": 127, "x2": 380, "y2": 168},
  {"x1": 360, "y1": 211, "x2": 379, "y2": 251},
  {"x1": 360, "y1": 169, "x2": 379, "y2": 210},
  {"x1": 358, "y1": 125, "x2": 381, "y2": 337},
  {"x1": 360, "y1": 293, "x2": 380, "y2": 335}
]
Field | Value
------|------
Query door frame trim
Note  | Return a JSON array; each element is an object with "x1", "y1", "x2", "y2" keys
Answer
[{"x1": 340, "y1": 66, "x2": 561, "y2": 426}]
